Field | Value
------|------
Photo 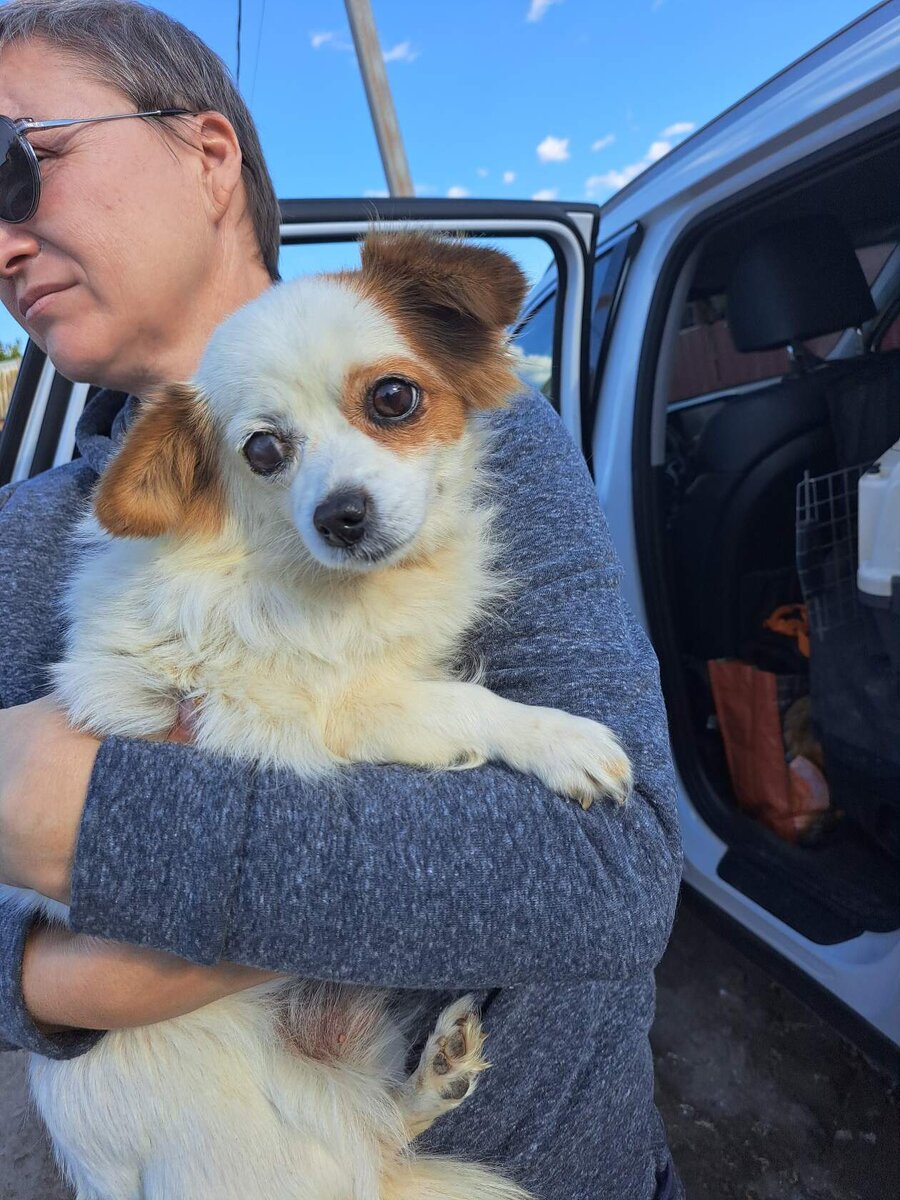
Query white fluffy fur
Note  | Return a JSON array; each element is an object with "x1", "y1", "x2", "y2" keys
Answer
[{"x1": 13, "y1": 265, "x2": 633, "y2": 1199}]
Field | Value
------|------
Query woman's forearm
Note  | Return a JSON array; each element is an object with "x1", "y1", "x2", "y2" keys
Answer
[{"x1": 21, "y1": 923, "x2": 282, "y2": 1032}]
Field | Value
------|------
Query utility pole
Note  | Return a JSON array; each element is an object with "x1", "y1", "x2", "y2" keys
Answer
[{"x1": 344, "y1": 0, "x2": 414, "y2": 198}]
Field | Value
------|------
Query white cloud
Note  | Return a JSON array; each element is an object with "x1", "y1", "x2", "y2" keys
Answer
[
  {"x1": 527, "y1": 0, "x2": 563, "y2": 20},
  {"x1": 447, "y1": 185, "x2": 470, "y2": 198},
  {"x1": 591, "y1": 133, "x2": 615, "y2": 152},
  {"x1": 532, "y1": 188, "x2": 559, "y2": 201},
  {"x1": 476, "y1": 167, "x2": 489, "y2": 178},
  {"x1": 660, "y1": 120, "x2": 695, "y2": 138},
  {"x1": 585, "y1": 123, "x2": 694, "y2": 198},
  {"x1": 383, "y1": 41, "x2": 418, "y2": 63},
  {"x1": 585, "y1": 163, "x2": 647, "y2": 196},
  {"x1": 364, "y1": 188, "x2": 389, "y2": 198},
  {"x1": 311, "y1": 30, "x2": 352, "y2": 52},
  {"x1": 414, "y1": 182, "x2": 437, "y2": 196},
  {"x1": 537, "y1": 135, "x2": 569, "y2": 163},
  {"x1": 503, "y1": 170, "x2": 516, "y2": 184}
]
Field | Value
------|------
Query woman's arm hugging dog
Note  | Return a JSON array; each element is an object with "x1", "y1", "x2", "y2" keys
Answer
[{"x1": 56, "y1": 230, "x2": 632, "y2": 809}]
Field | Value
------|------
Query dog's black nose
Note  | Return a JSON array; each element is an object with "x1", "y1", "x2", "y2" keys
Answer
[{"x1": 314, "y1": 489, "x2": 370, "y2": 547}]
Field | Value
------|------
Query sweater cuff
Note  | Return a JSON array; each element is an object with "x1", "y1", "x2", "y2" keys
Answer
[
  {"x1": 0, "y1": 903, "x2": 103, "y2": 1059},
  {"x1": 68, "y1": 738, "x2": 252, "y2": 965}
]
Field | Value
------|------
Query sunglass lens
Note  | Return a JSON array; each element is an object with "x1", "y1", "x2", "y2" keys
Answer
[{"x1": 0, "y1": 119, "x2": 38, "y2": 222}]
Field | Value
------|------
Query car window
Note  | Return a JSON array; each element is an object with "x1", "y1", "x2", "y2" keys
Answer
[
  {"x1": 510, "y1": 297, "x2": 555, "y2": 402},
  {"x1": 669, "y1": 292, "x2": 790, "y2": 405},
  {"x1": 877, "y1": 308, "x2": 900, "y2": 352},
  {"x1": 669, "y1": 241, "x2": 898, "y2": 407},
  {"x1": 0, "y1": 340, "x2": 23, "y2": 434},
  {"x1": 588, "y1": 230, "x2": 639, "y2": 404}
]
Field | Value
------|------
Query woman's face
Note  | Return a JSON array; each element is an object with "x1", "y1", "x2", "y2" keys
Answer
[{"x1": 0, "y1": 38, "x2": 224, "y2": 390}]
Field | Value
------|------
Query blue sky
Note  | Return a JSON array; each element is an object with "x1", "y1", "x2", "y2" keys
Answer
[{"x1": 0, "y1": 0, "x2": 871, "y2": 352}]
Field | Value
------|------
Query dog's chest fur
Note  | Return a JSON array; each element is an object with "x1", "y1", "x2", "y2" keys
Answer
[{"x1": 52, "y1": 500, "x2": 505, "y2": 773}]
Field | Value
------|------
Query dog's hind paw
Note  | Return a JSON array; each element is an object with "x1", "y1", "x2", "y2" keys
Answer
[{"x1": 398, "y1": 996, "x2": 489, "y2": 1139}]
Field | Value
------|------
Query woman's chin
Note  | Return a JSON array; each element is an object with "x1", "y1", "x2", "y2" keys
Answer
[{"x1": 43, "y1": 332, "x2": 118, "y2": 389}]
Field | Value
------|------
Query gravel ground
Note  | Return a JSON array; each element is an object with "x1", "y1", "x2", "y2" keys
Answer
[
  {"x1": 653, "y1": 902, "x2": 899, "y2": 1200},
  {"x1": 1, "y1": 899, "x2": 897, "y2": 1199}
]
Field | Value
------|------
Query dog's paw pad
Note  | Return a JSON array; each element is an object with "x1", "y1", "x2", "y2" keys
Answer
[
  {"x1": 417, "y1": 996, "x2": 489, "y2": 1106},
  {"x1": 440, "y1": 1075, "x2": 471, "y2": 1101}
]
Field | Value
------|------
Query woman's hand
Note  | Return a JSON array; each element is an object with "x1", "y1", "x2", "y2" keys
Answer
[
  {"x1": 0, "y1": 698, "x2": 100, "y2": 904},
  {"x1": 0, "y1": 697, "x2": 198, "y2": 903},
  {"x1": 4, "y1": 693, "x2": 271, "y2": 1034},
  {"x1": 21, "y1": 922, "x2": 284, "y2": 1034}
]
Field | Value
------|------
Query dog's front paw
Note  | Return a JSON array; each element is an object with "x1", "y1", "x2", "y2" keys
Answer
[{"x1": 499, "y1": 707, "x2": 633, "y2": 809}]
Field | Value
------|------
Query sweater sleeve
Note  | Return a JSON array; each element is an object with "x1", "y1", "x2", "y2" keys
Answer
[
  {"x1": 0, "y1": 479, "x2": 108, "y2": 1058},
  {"x1": 0, "y1": 902, "x2": 104, "y2": 1057},
  {"x1": 68, "y1": 392, "x2": 683, "y2": 988}
]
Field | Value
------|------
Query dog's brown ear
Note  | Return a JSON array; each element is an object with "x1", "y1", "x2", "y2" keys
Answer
[
  {"x1": 94, "y1": 383, "x2": 223, "y2": 539},
  {"x1": 359, "y1": 231, "x2": 529, "y2": 409},
  {"x1": 361, "y1": 230, "x2": 528, "y2": 331}
]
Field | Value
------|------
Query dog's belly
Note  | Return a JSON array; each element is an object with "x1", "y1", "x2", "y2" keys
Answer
[{"x1": 30, "y1": 984, "x2": 407, "y2": 1200}]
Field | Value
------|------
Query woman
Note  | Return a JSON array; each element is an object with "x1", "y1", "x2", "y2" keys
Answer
[{"x1": 0, "y1": 2, "x2": 683, "y2": 1198}]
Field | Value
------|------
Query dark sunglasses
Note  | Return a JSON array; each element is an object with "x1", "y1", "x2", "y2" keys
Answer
[{"x1": 0, "y1": 109, "x2": 193, "y2": 224}]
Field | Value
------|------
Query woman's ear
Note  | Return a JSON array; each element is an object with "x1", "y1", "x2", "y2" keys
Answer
[
  {"x1": 194, "y1": 110, "x2": 244, "y2": 222},
  {"x1": 94, "y1": 384, "x2": 224, "y2": 539}
]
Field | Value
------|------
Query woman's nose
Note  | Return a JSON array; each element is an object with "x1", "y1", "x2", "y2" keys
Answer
[{"x1": 0, "y1": 222, "x2": 41, "y2": 279}]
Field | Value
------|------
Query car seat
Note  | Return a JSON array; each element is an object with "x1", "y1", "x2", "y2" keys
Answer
[{"x1": 668, "y1": 214, "x2": 900, "y2": 662}]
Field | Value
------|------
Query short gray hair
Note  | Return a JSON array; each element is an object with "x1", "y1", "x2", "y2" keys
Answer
[{"x1": 0, "y1": 0, "x2": 281, "y2": 281}]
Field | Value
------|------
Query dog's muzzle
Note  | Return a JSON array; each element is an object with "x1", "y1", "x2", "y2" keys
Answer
[{"x1": 313, "y1": 488, "x2": 371, "y2": 549}]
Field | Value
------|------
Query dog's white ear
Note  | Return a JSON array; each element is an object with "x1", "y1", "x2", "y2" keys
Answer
[
  {"x1": 94, "y1": 383, "x2": 224, "y2": 539},
  {"x1": 359, "y1": 231, "x2": 529, "y2": 410}
]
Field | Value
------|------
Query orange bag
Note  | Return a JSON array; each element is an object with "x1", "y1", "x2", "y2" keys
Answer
[{"x1": 708, "y1": 659, "x2": 830, "y2": 841}]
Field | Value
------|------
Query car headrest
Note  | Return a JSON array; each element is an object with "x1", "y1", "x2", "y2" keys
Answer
[{"x1": 727, "y1": 215, "x2": 875, "y2": 352}]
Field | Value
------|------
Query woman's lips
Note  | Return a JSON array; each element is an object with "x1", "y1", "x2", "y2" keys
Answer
[{"x1": 23, "y1": 284, "x2": 75, "y2": 323}]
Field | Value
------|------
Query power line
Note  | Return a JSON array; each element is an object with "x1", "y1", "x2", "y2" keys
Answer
[
  {"x1": 250, "y1": 0, "x2": 267, "y2": 104},
  {"x1": 236, "y1": 0, "x2": 243, "y2": 85}
]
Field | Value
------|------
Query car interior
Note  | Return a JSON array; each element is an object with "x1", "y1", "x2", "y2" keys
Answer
[{"x1": 660, "y1": 131, "x2": 900, "y2": 945}]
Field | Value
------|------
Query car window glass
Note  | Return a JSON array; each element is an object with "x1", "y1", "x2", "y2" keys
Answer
[
  {"x1": 669, "y1": 292, "x2": 790, "y2": 405},
  {"x1": 877, "y1": 309, "x2": 900, "y2": 352},
  {"x1": 279, "y1": 236, "x2": 554, "y2": 291},
  {"x1": 0, "y1": 339, "x2": 23, "y2": 435},
  {"x1": 668, "y1": 241, "x2": 898, "y2": 406},
  {"x1": 588, "y1": 236, "x2": 634, "y2": 402},
  {"x1": 510, "y1": 297, "x2": 555, "y2": 402}
]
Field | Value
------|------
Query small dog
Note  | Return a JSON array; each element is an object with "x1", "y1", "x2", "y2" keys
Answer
[{"x1": 16, "y1": 232, "x2": 632, "y2": 1199}]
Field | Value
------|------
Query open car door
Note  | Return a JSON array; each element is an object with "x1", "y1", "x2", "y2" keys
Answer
[{"x1": 0, "y1": 198, "x2": 601, "y2": 485}]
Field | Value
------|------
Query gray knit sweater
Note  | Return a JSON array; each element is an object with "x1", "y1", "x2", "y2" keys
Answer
[{"x1": 0, "y1": 387, "x2": 683, "y2": 1199}]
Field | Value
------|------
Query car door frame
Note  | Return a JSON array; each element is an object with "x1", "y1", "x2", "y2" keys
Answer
[{"x1": 0, "y1": 197, "x2": 601, "y2": 488}]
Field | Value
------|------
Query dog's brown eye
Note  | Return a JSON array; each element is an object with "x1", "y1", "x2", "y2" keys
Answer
[
  {"x1": 369, "y1": 377, "x2": 420, "y2": 421},
  {"x1": 243, "y1": 432, "x2": 287, "y2": 475}
]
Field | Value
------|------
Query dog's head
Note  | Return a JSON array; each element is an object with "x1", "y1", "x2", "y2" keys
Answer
[{"x1": 94, "y1": 231, "x2": 528, "y2": 570}]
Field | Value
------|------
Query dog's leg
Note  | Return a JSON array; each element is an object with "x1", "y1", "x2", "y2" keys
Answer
[
  {"x1": 396, "y1": 995, "x2": 489, "y2": 1141},
  {"x1": 330, "y1": 680, "x2": 632, "y2": 808}
]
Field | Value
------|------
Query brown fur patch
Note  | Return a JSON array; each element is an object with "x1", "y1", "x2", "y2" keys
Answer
[
  {"x1": 342, "y1": 356, "x2": 467, "y2": 449},
  {"x1": 354, "y1": 230, "x2": 528, "y2": 412},
  {"x1": 94, "y1": 383, "x2": 224, "y2": 539}
]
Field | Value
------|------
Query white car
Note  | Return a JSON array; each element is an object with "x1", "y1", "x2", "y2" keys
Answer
[{"x1": 2, "y1": 0, "x2": 898, "y2": 1075}]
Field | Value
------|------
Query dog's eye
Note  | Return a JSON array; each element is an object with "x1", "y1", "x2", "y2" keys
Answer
[
  {"x1": 243, "y1": 432, "x2": 288, "y2": 475},
  {"x1": 369, "y1": 377, "x2": 420, "y2": 422}
]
